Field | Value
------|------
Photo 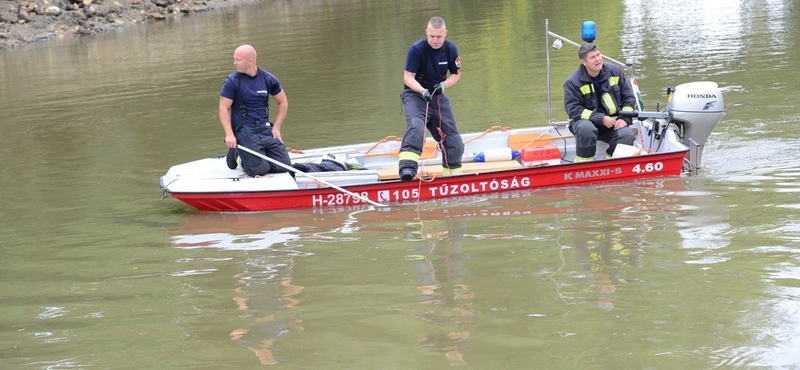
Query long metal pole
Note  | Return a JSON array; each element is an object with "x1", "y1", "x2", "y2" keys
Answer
[
  {"x1": 237, "y1": 145, "x2": 387, "y2": 207},
  {"x1": 546, "y1": 19, "x2": 553, "y2": 125}
]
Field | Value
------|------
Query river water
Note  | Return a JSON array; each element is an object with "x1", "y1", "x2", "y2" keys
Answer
[{"x1": 2, "y1": 0, "x2": 800, "y2": 368}]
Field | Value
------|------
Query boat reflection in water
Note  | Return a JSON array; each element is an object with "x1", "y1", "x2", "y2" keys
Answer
[
  {"x1": 171, "y1": 222, "x2": 309, "y2": 364},
  {"x1": 168, "y1": 176, "x2": 727, "y2": 365},
  {"x1": 567, "y1": 199, "x2": 647, "y2": 311},
  {"x1": 405, "y1": 216, "x2": 478, "y2": 366}
]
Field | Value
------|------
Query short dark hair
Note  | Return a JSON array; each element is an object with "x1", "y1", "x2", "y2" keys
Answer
[
  {"x1": 428, "y1": 16, "x2": 446, "y2": 30},
  {"x1": 579, "y1": 43, "x2": 599, "y2": 60}
]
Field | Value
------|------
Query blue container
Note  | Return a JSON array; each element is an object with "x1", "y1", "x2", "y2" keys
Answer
[
  {"x1": 582, "y1": 21, "x2": 596, "y2": 43},
  {"x1": 473, "y1": 149, "x2": 520, "y2": 162}
]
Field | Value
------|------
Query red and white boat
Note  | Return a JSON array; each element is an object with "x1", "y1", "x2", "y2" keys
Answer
[{"x1": 160, "y1": 20, "x2": 725, "y2": 212}]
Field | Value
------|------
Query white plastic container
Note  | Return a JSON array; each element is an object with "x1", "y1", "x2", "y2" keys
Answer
[{"x1": 612, "y1": 144, "x2": 645, "y2": 158}]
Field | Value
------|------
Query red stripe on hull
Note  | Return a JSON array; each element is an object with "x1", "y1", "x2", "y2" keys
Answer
[{"x1": 169, "y1": 151, "x2": 687, "y2": 212}]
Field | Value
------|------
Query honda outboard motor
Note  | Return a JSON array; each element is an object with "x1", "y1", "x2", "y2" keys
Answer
[
  {"x1": 620, "y1": 81, "x2": 724, "y2": 172},
  {"x1": 667, "y1": 81, "x2": 725, "y2": 149}
]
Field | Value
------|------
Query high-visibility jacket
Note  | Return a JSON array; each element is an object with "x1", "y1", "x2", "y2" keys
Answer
[{"x1": 563, "y1": 63, "x2": 636, "y2": 127}]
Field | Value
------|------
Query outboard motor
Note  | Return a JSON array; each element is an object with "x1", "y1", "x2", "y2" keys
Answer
[
  {"x1": 666, "y1": 81, "x2": 725, "y2": 170},
  {"x1": 620, "y1": 81, "x2": 724, "y2": 171},
  {"x1": 667, "y1": 81, "x2": 725, "y2": 149}
]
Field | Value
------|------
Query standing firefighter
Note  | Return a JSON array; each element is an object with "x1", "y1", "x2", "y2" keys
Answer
[{"x1": 398, "y1": 17, "x2": 464, "y2": 181}]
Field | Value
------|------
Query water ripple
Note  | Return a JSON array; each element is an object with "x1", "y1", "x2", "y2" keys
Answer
[{"x1": 37, "y1": 306, "x2": 70, "y2": 320}]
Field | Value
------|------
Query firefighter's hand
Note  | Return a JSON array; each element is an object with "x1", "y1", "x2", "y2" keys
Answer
[
  {"x1": 422, "y1": 89, "x2": 432, "y2": 102},
  {"x1": 602, "y1": 115, "x2": 616, "y2": 128},
  {"x1": 435, "y1": 82, "x2": 447, "y2": 94},
  {"x1": 225, "y1": 134, "x2": 237, "y2": 149}
]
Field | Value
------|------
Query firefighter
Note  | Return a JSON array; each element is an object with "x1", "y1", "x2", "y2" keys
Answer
[
  {"x1": 564, "y1": 43, "x2": 636, "y2": 162},
  {"x1": 398, "y1": 17, "x2": 464, "y2": 181},
  {"x1": 219, "y1": 44, "x2": 292, "y2": 177}
]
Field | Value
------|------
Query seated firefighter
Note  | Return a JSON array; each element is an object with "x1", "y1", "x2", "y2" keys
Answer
[
  {"x1": 563, "y1": 43, "x2": 635, "y2": 161},
  {"x1": 219, "y1": 44, "x2": 292, "y2": 177}
]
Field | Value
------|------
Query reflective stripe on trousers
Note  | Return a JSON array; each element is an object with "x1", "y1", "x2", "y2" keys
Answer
[{"x1": 398, "y1": 89, "x2": 464, "y2": 172}]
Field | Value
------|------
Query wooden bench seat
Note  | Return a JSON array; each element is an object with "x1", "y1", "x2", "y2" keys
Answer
[{"x1": 376, "y1": 160, "x2": 523, "y2": 181}]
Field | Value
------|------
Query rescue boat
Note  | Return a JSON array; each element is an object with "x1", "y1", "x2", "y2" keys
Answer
[{"x1": 159, "y1": 20, "x2": 725, "y2": 212}]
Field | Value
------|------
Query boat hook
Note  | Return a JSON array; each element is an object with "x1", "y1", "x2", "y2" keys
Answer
[{"x1": 237, "y1": 145, "x2": 388, "y2": 207}]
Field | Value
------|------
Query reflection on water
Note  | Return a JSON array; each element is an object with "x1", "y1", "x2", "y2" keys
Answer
[
  {"x1": 407, "y1": 217, "x2": 478, "y2": 366},
  {"x1": 158, "y1": 174, "x2": 796, "y2": 368},
  {"x1": 623, "y1": 0, "x2": 788, "y2": 78},
  {"x1": 160, "y1": 178, "x2": 745, "y2": 367},
  {"x1": 171, "y1": 216, "x2": 310, "y2": 365},
  {"x1": 228, "y1": 255, "x2": 305, "y2": 365},
  {"x1": 568, "y1": 204, "x2": 647, "y2": 311},
  {"x1": 173, "y1": 226, "x2": 301, "y2": 251}
]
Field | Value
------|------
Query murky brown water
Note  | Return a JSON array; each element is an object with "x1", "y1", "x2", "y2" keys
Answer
[{"x1": 2, "y1": 0, "x2": 800, "y2": 368}]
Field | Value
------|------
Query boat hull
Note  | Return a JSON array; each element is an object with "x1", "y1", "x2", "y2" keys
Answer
[{"x1": 166, "y1": 150, "x2": 687, "y2": 212}]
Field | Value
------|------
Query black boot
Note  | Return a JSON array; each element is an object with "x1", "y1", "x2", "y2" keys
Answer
[
  {"x1": 226, "y1": 148, "x2": 238, "y2": 169},
  {"x1": 399, "y1": 168, "x2": 416, "y2": 181}
]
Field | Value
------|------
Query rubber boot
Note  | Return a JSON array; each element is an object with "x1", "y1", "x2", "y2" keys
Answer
[{"x1": 226, "y1": 148, "x2": 238, "y2": 169}]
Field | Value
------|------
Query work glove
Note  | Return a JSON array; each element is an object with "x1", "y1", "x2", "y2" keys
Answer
[
  {"x1": 421, "y1": 89, "x2": 432, "y2": 102},
  {"x1": 435, "y1": 82, "x2": 447, "y2": 94}
]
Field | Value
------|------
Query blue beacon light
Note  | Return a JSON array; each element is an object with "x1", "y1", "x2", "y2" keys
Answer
[{"x1": 582, "y1": 21, "x2": 596, "y2": 43}]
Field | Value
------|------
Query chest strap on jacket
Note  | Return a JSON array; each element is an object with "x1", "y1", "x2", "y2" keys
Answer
[{"x1": 236, "y1": 69, "x2": 270, "y2": 123}]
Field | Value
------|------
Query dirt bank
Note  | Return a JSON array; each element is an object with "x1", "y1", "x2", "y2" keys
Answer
[{"x1": 0, "y1": 0, "x2": 246, "y2": 49}]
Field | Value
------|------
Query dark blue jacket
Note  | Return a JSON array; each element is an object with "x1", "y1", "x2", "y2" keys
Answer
[
  {"x1": 564, "y1": 63, "x2": 635, "y2": 126},
  {"x1": 403, "y1": 39, "x2": 461, "y2": 92}
]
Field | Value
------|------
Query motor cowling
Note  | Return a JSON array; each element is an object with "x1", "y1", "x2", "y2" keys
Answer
[{"x1": 666, "y1": 81, "x2": 725, "y2": 148}]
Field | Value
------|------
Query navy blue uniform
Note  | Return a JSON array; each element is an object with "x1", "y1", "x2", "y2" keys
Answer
[
  {"x1": 220, "y1": 69, "x2": 292, "y2": 177},
  {"x1": 399, "y1": 39, "x2": 464, "y2": 178}
]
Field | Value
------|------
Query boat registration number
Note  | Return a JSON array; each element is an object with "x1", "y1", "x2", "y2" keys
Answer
[{"x1": 312, "y1": 192, "x2": 373, "y2": 206}]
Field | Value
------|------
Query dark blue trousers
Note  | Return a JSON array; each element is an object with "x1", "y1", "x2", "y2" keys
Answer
[
  {"x1": 569, "y1": 119, "x2": 635, "y2": 158},
  {"x1": 234, "y1": 123, "x2": 292, "y2": 177},
  {"x1": 399, "y1": 90, "x2": 464, "y2": 173}
]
